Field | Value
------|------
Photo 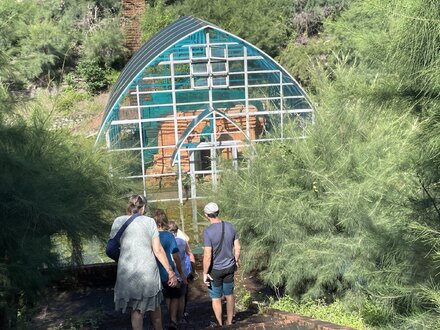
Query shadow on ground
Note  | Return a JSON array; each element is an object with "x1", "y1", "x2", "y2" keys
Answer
[{"x1": 31, "y1": 259, "x2": 353, "y2": 330}]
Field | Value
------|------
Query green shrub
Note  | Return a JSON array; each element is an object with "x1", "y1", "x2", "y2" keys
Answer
[
  {"x1": 271, "y1": 296, "x2": 367, "y2": 329},
  {"x1": 0, "y1": 98, "x2": 129, "y2": 327},
  {"x1": 361, "y1": 299, "x2": 390, "y2": 327},
  {"x1": 212, "y1": 2, "x2": 440, "y2": 328},
  {"x1": 82, "y1": 17, "x2": 128, "y2": 69},
  {"x1": 277, "y1": 35, "x2": 336, "y2": 88},
  {"x1": 54, "y1": 88, "x2": 90, "y2": 114},
  {"x1": 141, "y1": 0, "x2": 179, "y2": 42},
  {"x1": 235, "y1": 282, "x2": 253, "y2": 311},
  {"x1": 106, "y1": 68, "x2": 121, "y2": 86},
  {"x1": 76, "y1": 60, "x2": 110, "y2": 95}
]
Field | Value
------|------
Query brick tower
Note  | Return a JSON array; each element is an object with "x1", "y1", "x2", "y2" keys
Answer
[{"x1": 122, "y1": 0, "x2": 145, "y2": 52}]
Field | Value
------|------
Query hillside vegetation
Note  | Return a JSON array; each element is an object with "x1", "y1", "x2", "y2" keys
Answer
[{"x1": 1, "y1": 0, "x2": 439, "y2": 329}]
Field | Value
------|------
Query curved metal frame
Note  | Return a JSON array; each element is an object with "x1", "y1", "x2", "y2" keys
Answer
[
  {"x1": 96, "y1": 16, "x2": 314, "y2": 208},
  {"x1": 171, "y1": 107, "x2": 254, "y2": 167}
]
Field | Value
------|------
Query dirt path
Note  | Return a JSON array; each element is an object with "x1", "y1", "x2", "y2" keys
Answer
[
  {"x1": 31, "y1": 261, "x2": 353, "y2": 330},
  {"x1": 32, "y1": 267, "x2": 271, "y2": 329}
]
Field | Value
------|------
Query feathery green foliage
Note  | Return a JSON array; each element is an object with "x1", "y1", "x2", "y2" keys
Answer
[
  {"x1": 82, "y1": 17, "x2": 128, "y2": 68},
  {"x1": 141, "y1": 0, "x2": 180, "y2": 42},
  {"x1": 0, "y1": 0, "x2": 125, "y2": 89},
  {"x1": 0, "y1": 0, "x2": 439, "y2": 328},
  {"x1": 216, "y1": 69, "x2": 421, "y2": 327},
  {"x1": 277, "y1": 35, "x2": 336, "y2": 88},
  {"x1": 213, "y1": 0, "x2": 440, "y2": 327},
  {"x1": 0, "y1": 94, "x2": 129, "y2": 326},
  {"x1": 396, "y1": 1, "x2": 440, "y2": 282},
  {"x1": 218, "y1": 63, "x2": 418, "y2": 296},
  {"x1": 389, "y1": 0, "x2": 440, "y2": 99},
  {"x1": 174, "y1": 0, "x2": 292, "y2": 57}
]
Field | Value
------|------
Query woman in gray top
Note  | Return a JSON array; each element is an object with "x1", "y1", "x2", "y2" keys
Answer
[{"x1": 110, "y1": 195, "x2": 178, "y2": 330}]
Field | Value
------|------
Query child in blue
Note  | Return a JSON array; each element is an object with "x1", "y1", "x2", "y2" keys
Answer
[
  {"x1": 168, "y1": 221, "x2": 193, "y2": 322},
  {"x1": 152, "y1": 209, "x2": 187, "y2": 330}
]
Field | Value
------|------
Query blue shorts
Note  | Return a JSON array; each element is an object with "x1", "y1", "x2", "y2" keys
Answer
[
  {"x1": 208, "y1": 265, "x2": 236, "y2": 299},
  {"x1": 208, "y1": 281, "x2": 234, "y2": 299}
]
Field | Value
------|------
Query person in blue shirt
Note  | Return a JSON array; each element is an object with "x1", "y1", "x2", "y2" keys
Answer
[
  {"x1": 168, "y1": 221, "x2": 193, "y2": 322},
  {"x1": 152, "y1": 209, "x2": 187, "y2": 330}
]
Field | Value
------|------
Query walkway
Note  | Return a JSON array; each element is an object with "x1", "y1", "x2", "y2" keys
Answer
[{"x1": 32, "y1": 259, "x2": 354, "y2": 330}]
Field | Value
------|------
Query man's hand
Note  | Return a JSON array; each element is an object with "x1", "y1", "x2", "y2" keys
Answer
[{"x1": 203, "y1": 273, "x2": 213, "y2": 286}]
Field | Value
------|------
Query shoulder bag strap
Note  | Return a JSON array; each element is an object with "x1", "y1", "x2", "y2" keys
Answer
[{"x1": 113, "y1": 213, "x2": 139, "y2": 241}]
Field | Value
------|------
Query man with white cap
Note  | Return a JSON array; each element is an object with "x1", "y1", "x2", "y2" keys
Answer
[{"x1": 202, "y1": 202, "x2": 240, "y2": 327}]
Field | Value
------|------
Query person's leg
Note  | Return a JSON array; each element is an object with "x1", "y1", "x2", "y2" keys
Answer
[
  {"x1": 209, "y1": 268, "x2": 226, "y2": 326},
  {"x1": 184, "y1": 276, "x2": 192, "y2": 312},
  {"x1": 211, "y1": 297, "x2": 223, "y2": 326},
  {"x1": 177, "y1": 285, "x2": 187, "y2": 322},
  {"x1": 131, "y1": 309, "x2": 143, "y2": 330},
  {"x1": 149, "y1": 306, "x2": 163, "y2": 330},
  {"x1": 183, "y1": 285, "x2": 189, "y2": 315},
  {"x1": 224, "y1": 294, "x2": 235, "y2": 325},
  {"x1": 166, "y1": 297, "x2": 171, "y2": 312},
  {"x1": 169, "y1": 297, "x2": 180, "y2": 324},
  {"x1": 222, "y1": 279, "x2": 235, "y2": 326},
  {"x1": 162, "y1": 282, "x2": 171, "y2": 313},
  {"x1": 178, "y1": 295, "x2": 186, "y2": 322}
]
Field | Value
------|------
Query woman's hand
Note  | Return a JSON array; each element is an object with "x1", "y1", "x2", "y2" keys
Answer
[
  {"x1": 153, "y1": 237, "x2": 178, "y2": 287},
  {"x1": 167, "y1": 270, "x2": 178, "y2": 287}
]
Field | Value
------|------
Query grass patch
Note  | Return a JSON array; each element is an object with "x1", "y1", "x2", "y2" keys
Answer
[
  {"x1": 234, "y1": 281, "x2": 253, "y2": 312},
  {"x1": 270, "y1": 296, "x2": 368, "y2": 330}
]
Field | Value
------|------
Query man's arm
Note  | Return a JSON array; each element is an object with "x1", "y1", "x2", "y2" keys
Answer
[
  {"x1": 234, "y1": 238, "x2": 241, "y2": 267},
  {"x1": 203, "y1": 246, "x2": 213, "y2": 284}
]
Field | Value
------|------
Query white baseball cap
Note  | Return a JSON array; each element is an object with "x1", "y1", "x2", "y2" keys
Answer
[{"x1": 204, "y1": 202, "x2": 219, "y2": 214}]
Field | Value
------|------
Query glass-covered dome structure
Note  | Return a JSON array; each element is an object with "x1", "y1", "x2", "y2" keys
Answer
[{"x1": 96, "y1": 16, "x2": 313, "y2": 203}]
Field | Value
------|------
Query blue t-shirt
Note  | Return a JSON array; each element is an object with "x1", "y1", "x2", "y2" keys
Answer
[
  {"x1": 203, "y1": 221, "x2": 237, "y2": 270},
  {"x1": 157, "y1": 230, "x2": 179, "y2": 282}
]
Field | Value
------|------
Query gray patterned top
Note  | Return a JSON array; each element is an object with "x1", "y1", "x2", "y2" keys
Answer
[{"x1": 110, "y1": 215, "x2": 162, "y2": 306}]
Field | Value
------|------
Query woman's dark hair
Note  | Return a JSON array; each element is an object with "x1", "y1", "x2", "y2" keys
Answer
[
  {"x1": 152, "y1": 208, "x2": 169, "y2": 229},
  {"x1": 168, "y1": 220, "x2": 178, "y2": 234},
  {"x1": 127, "y1": 194, "x2": 147, "y2": 215}
]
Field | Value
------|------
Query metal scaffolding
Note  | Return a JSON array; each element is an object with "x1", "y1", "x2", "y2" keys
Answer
[{"x1": 96, "y1": 16, "x2": 313, "y2": 235}]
